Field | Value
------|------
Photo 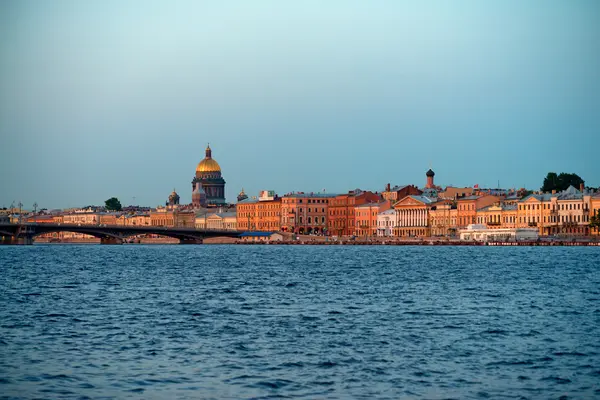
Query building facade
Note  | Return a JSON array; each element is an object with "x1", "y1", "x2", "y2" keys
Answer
[
  {"x1": 517, "y1": 186, "x2": 592, "y2": 236},
  {"x1": 150, "y1": 208, "x2": 195, "y2": 227},
  {"x1": 237, "y1": 197, "x2": 282, "y2": 232},
  {"x1": 377, "y1": 209, "x2": 396, "y2": 237},
  {"x1": 393, "y1": 195, "x2": 436, "y2": 237},
  {"x1": 457, "y1": 195, "x2": 500, "y2": 228},
  {"x1": 328, "y1": 190, "x2": 381, "y2": 237},
  {"x1": 355, "y1": 201, "x2": 391, "y2": 237},
  {"x1": 201, "y1": 212, "x2": 237, "y2": 230},
  {"x1": 281, "y1": 193, "x2": 335, "y2": 234},
  {"x1": 429, "y1": 203, "x2": 458, "y2": 236},
  {"x1": 591, "y1": 194, "x2": 600, "y2": 236}
]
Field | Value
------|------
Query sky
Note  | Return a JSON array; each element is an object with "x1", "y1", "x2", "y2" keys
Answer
[{"x1": 1, "y1": 0, "x2": 599, "y2": 209}]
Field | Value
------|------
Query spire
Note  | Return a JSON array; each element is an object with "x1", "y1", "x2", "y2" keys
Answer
[{"x1": 205, "y1": 144, "x2": 212, "y2": 159}]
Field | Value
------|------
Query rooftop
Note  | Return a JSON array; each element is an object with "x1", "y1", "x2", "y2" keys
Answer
[{"x1": 283, "y1": 192, "x2": 339, "y2": 198}]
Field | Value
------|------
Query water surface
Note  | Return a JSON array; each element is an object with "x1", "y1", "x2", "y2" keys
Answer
[{"x1": 1, "y1": 245, "x2": 599, "y2": 399}]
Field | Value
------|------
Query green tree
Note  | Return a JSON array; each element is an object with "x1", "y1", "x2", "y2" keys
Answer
[
  {"x1": 541, "y1": 172, "x2": 584, "y2": 192},
  {"x1": 105, "y1": 197, "x2": 122, "y2": 211}
]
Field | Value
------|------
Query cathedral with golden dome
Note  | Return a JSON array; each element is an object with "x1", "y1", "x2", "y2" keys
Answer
[{"x1": 191, "y1": 145, "x2": 226, "y2": 207}]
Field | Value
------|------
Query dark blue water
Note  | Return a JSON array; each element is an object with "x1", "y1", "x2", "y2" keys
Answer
[{"x1": 1, "y1": 245, "x2": 599, "y2": 399}]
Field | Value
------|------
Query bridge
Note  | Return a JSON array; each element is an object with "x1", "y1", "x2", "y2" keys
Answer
[{"x1": 0, "y1": 223, "x2": 241, "y2": 245}]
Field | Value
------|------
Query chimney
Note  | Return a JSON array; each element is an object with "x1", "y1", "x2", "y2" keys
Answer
[
  {"x1": 580, "y1": 182, "x2": 585, "y2": 192},
  {"x1": 386, "y1": 183, "x2": 391, "y2": 192}
]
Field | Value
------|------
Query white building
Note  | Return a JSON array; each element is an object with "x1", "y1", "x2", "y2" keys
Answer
[
  {"x1": 206, "y1": 212, "x2": 237, "y2": 230},
  {"x1": 377, "y1": 209, "x2": 395, "y2": 237},
  {"x1": 459, "y1": 224, "x2": 538, "y2": 242}
]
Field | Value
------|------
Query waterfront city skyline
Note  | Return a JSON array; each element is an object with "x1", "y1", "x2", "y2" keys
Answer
[{"x1": 1, "y1": 1, "x2": 599, "y2": 209}]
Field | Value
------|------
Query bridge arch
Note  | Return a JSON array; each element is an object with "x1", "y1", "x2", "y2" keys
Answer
[{"x1": 1, "y1": 223, "x2": 241, "y2": 245}]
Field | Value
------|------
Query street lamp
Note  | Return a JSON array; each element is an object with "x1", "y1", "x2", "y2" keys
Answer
[{"x1": 18, "y1": 201, "x2": 23, "y2": 224}]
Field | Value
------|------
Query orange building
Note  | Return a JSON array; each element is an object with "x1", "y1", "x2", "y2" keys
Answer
[
  {"x1": 328, "y1": 190, "x2": 381, "y2": 237},
  {"x1": 25, "y1": 215, "x2": 55, "y2": 224},
  {"x1": 456, "y1": 195, "x2": 500, "y2": 228},
  {"x1": 100, "y1": 213, "x2": 118, "y2": 225},
  {"x1": 355, "y1": 200, "x2": 391, "y2": 237},
  {"x1": 281, "y1": 193, "x2": 335, "y2": 234},
  {"x1": 237, "y1": 198, "x2": 282, "y2": 232}
]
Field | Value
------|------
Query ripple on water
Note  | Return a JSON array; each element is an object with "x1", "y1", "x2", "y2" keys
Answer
[{"x1": 0, "y1": 245, "x2": 599, "y2": 399}]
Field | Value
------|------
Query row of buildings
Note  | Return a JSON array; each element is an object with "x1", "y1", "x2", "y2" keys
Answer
[
  {"x1": 236, "y1": 171, "x2": 600, "y2": 238},
  {"x1": 4, "y1": 144, "x2": 599, "y2": 239}
]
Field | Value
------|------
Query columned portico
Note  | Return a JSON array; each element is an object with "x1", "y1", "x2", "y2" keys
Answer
[{"x1": 393, "y1": 195, "x2": 434, "y2": 237}]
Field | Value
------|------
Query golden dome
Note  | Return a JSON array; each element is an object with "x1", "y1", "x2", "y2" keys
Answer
[
  {"x1": 196, "y1": 158, "x2": 221, "y2": 173},
  {"x1": 196, "y1": 144, "x2": 221, "y2": 173}
]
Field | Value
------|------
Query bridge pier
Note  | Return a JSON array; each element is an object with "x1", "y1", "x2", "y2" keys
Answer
[
  {"x1": 0, "y1": 236, "x2": 33, "y2": 245},
  {"x1": 100, "y1": 236, "x2": 123, "y2": 245},
  {"x1": 179, "y1": 237, "x2": 203, "y2": 244}
]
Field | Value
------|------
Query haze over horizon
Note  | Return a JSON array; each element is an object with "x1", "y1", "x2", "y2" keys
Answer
[{"x1": 1, "y1": 1, "x2": 598, "y2": 209}]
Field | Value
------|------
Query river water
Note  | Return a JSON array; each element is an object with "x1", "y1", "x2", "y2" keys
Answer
[{"x1": 1, "y1": 245, "x2": 599, "y2": 399}]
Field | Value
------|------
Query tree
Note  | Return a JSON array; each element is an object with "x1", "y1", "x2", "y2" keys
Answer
[
  {"x1": 105, "y1": 197, "x2": 122, "y2": 211},
  {"x1": 541, "y1": 172, "x2": 584, "y2": 192}
]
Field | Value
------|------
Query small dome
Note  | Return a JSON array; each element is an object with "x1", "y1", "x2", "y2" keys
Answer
[{"x1": 426, "y1": 168, "x2": 435, "y2": 177}]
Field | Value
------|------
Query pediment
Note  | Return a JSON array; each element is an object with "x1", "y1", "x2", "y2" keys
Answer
[
  {"x1": 524, "y1": 196, "x2": 541, "y2": 203},
  {"x1": 394, "y1": 196, "x2": 426, "y2": 208}
]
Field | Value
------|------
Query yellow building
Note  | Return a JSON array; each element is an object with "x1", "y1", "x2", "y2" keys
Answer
[
  {"x1": 429, "y1": 203, "x2": 458, "y2": 236},
  {"x1": 476, "y1": 204, "x2": 518, "y2": 229},
  {"x1": 150, "y1": 208, "x2": 195, "y2": 228},
  {"x1": 518, "y1": 186, "x2": 592, "y2": 236},
  {"x1": 206, "y1": 212, "x2": 237, "y2": 230},
  {"x1": 591, "y1": 194, "x2": 600, "y2": 236},
  {"x1": 117, "y1": 213, "x2": 150, "y2": 226}
]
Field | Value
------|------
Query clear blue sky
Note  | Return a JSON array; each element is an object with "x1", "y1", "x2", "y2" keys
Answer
[{"x1": 1, "y1": 1, "x2": 598, "y2": 209}]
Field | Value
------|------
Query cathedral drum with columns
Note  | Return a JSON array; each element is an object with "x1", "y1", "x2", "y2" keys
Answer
[{"x1": 192, "y1": 145, "x2": 226, "y2": 207}]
